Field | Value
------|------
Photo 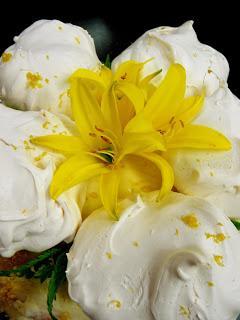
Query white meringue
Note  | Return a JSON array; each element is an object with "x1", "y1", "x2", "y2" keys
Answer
[
  {"x1": 0, "y1": 20, "x2": 100, "y2": 116},
  {"x1": 67, "y1": 193, "x2": 240, "y2": 320},
  {"x1": 112, "y1": 21, "x2": 229, "y2": 96},
  {"x1": 165, "y1": 87, "x2": 240, "y2": 217},
  {"x1": 0, "y1": 103, "x2": 83, "y2": 257}
]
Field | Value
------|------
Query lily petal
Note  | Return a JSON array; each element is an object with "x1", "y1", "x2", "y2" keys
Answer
[
  {"x1": 139, "y1": 70, "x2": 162, "y2": 100},
  {"x1": 50, "y1": 153, "x2": 109, "y2": 200},
  {"x1": 114, "y1": 60, "x2": 144, "y2": 84},
  {"x1": 139, "y1": 69, "x2": 162, "y2": 87},
  {"x1": 125, "y1": 115, "x2": 155, "y2": 133},
  {"x1": 100, "y1": 170, "x2": 120, "y2": 220},
  {"x1": 115, "y1": 94, "x2": 136, "y2": 130},
  {"x1": 144, "y1": 63, "x2": 186, "y2": 128},
  {"x1": 70, "y1": 68, "x2": 107, "y2": 90},
  {"x1": 167, "y1": 124, "x2": 232, "y2": 150},
  {"x1": 116, "y1": 82, "x2": 145, "y2": 114},
  {"x1": 139, "y1": 153, "x2": 174, "y2": 199},
  {"x1": 177, "y1": 91, "x2": 205, "y2": 125},
  {"x1": 31, "y1": 135, "x2": 86, "y2": 154},
  {"x1": 118, "y1": 131, "x2": 166, "y2": 161},
  {"x1": 99, "y1": 65, "x2": 113, "y2": 87},
  {"x1": 101, "y1": 84, "x2": 122, "y2": 138},
  {"x1": 69, "y1": 79, "x2": 106, "y2": 145}
]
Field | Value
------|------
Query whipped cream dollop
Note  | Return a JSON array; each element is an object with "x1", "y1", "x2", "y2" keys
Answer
[
  {"x1": 0, "y1": 103, "x2": 83, "y2": 257},
  {"x1": 112, "y1": 21, "x2": 229, "y2": 96},
  {"x1": 0, "y1": 20, "x2": 100, "y2": 116},
  {"x1": 67, "y1": 193, "x2": 240, "y2": 320},
  {"x1": 165, "y1": 87, "x2": 240, "y2": 218}
]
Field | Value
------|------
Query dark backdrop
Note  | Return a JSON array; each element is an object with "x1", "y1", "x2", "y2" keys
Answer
[{"x1": 0, "y1": 3, "x2": 239, "y2": 96}]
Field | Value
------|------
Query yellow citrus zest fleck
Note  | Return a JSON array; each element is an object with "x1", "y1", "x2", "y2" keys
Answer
[
  {"x1": 217, "y1": 222, "x2": 224, "y2": 227},
  {"x1": 75, "y1": 36, "x2": 80, "y2": 44},
  {"x1": 108, "y1": 300, "x2": 122, "y2": 309},
  {"x1": 132, "y1": 241, "x2": 139, "y2": 247},
  {"x1": 59, "y1": 131, "x2": 68, "y2": 136},
  {"x1": 181, "y1": 213, "x2": 200, "y2": 229},
  {"x1": 24, "y1": 140, "x2": 35, "y2": 151},
  {"x1": 58, "y1": 91, "x2": 67, "y2": 109},
  {"x1": 207, "y1": 281, "x2": 214, "y2": 287},
  {"x1": 1, "y1": 52, "x2": 12, "y2": 63},
  {"x1": 42, "y1": 121, "x2": 50, "y2": 129},
  {"x1": 26, "y1": 72, "x2": 43, "y2": 89},
  {"x1": 214, "y1": 255, "x2": 224, "y2": 267},
  {"x1": 11, "y1": 144, "x2": 17, "y2": 151},
  {"x1": 106, "y1": 252, "x2": 112, "y2": 260},
  {"x1": 175, "y1": 228, "x2": 179, "y2": 236},
  {"x1": 179, "y1": 305, "x2": 190, "y2": 318},
  {"x1": 21, "y1": 209, "x2": 29, "y2": 216},
  {"x1": 205, "y1": 232, "x2": 226, "y2": 244},
  {"x1": 34, "y1": 152, "x2": 47, "y2": 162}
]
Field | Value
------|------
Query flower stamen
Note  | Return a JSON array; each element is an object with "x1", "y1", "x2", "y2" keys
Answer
[
  {"x1": 89, "y1": 132, "x2": 97, "y2": 137},
  {"x1": 179, "y1": 119, "x2": 185, "y2": 128},
  {"x1": 95, "y1": 125, "x2": 105, "y2": 133},
  {"x1": 100, "y1": 135, "x2": 112, "y2": 144}
]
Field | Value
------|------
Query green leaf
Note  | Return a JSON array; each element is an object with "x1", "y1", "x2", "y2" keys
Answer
[
  {"x1": 34, "y1": 264, "x2": 54, "y2": 283},
  {"x1": 230, "y1": 218, "x2": 240, "y2": 230},
  {"x1": 0, "y1": 243, "x2": 71, "y2": 320},
  {"x1": 0, "y1": 247, "x2": 61, "y2": 277},
  {"x1": 104, "y1": 54, "x2": 111, "y2": 68},
  {"x1": 47, "y1": 252, "x2": 68, "y2": 320}
]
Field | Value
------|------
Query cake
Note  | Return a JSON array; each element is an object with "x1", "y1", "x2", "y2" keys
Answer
[{"x1": 0, "y1": 19, "x2": 240, "y2": 320}]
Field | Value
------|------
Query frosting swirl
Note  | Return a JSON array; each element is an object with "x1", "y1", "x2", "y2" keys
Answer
[
  {"x1": 0, "y1": 20, "x2": 100, "y2": 116},
  {"x1": 112, "y1": 21, "x2": 229, "y2": 96},
  {"x1": 0, "y1": 104, "x2": 82, "y2": 257},
  {"x1": 67, "y1": 193, "x2": 240, "y2": 320},
  {"x1": 165, "y1": 88, "x2": 240, "y2": 217}
]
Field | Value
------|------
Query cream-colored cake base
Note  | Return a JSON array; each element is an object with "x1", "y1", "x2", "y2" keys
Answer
[{"x1": 0, "y1": 277, "x2": 89, "y2": 320}]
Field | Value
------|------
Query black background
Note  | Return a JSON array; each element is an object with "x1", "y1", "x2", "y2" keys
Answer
[{"x1": 0, "y1": 3, "x2": 239, "y2": 96}]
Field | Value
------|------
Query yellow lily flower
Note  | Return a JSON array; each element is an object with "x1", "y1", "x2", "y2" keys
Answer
[{"x1": 31, "y1": 61, "x2": 231, "y2": 219}]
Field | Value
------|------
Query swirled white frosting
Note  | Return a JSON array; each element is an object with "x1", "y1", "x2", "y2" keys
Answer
[
  {"x1": 165, "y1": 88, "x2": 240, "y2": 218},
  {"x1": 67, "y1": 193, "x2": 240, "y2": 320},
  {"x1": 0, "y1": 103, "x2": 83, "y2": 257},
  {"x1": 112, "y1": 21, "x2": 229, "y2": 96},
  {"x1": 0, "y1": 20, "x2": 100, "y2": 116}
]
